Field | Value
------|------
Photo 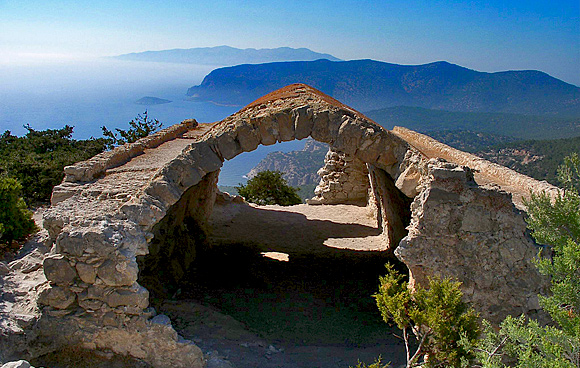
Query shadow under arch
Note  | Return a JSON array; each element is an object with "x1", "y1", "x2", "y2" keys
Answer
[{"x1": 137, "y1": 84, "x2": 419, "y2": 300}]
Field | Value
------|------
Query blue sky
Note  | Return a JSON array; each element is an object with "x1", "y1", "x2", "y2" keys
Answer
[{"x1": 1, "y1": 0, "x2": 579, "y2": 85}]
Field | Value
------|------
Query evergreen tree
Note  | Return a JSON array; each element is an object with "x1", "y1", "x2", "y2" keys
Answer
[{"x1": 373, "y1": 263, "x2": 480, "y2": 368}]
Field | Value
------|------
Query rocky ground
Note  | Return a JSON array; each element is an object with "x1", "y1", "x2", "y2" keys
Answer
[{"x1": 1, "y1": 204, "x2": 407, "y2": 368}]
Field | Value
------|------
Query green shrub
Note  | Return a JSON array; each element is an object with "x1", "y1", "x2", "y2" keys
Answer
[
  {"x1": 101, "y1": 110, "x2": 162, "y2": 147},
  {"x1": 236, "y1": 170, "x2": 302, "y2": 206},
  {"x1": 373, "y1": 263, "x2": 480, "y2": 368},
  {"x1": 0, "y1": 177, "x2": 36, "y2": 250},
  {"x1": 0, "y1": 125, "x2": 108, "y2": 203}
]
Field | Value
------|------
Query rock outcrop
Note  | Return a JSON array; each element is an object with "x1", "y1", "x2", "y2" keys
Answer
[{"x1": 0, "y1": 84, "x2": 560, "y2": 366}]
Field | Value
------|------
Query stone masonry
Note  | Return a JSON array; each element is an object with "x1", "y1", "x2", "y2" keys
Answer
[
  {"x1": 308, "y1": 147, "x2": 370, "y2": 205},
  {"x1": 0, "y1": 84, "x2": 559, "y2": 366}
]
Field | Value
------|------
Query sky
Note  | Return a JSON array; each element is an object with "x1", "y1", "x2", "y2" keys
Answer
[{"x1": 1, "y1": 0, "x2": 579, "y2": 85}]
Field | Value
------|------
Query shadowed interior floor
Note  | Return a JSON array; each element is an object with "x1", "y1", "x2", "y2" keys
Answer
[{"x1": 155, "y1": 203, "x2": 409, "y2": 368}]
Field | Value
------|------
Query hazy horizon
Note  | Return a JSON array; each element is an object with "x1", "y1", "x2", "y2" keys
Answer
[{"x1": 1, "y1": 0, "x2": 578, "y2": 85}]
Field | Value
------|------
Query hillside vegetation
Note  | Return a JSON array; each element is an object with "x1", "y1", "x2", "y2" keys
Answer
[
  {"x1": 420, "y1": 130, "x2": 580, "y2": 186},
  {"x1": 246, "y1": 139, "x2": 327, "y2": 186},
  {"x1": 0, "y1": 126, "x2": 108, "y2": 204},
  {"x1": 367, "y1": 106, "x2": 580, "y2": 140}
]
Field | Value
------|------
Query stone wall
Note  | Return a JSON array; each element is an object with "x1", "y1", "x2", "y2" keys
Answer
[
  {"x1": 396, "y1": 159, "x2": 550, "y2": 324},
  {"x1": 392, "y1": 126, "x2": 561, "y2": 204},
  {"x1": 138, "y1": 170, "x2": 220, "y2": 298},
  {"x1": 308, "y1": 148, "x2": 370, "y2": 205}
]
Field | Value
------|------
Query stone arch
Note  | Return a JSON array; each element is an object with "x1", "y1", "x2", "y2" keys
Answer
[{"x1": 33, "y1": 84, "x2": 551, "y2": 367}]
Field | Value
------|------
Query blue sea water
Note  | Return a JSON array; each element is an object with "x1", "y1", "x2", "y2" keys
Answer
[{"x1": 0, "y1": 58, "x2": 304, "y2": 186}]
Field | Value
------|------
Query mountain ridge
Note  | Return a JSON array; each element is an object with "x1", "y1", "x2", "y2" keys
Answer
[
  {"x1": 114, "y1": 46, "x2": 341, "y2": 65},
  {"x1": 187, "y1": 59, "x2": 579, "y2": 115}
]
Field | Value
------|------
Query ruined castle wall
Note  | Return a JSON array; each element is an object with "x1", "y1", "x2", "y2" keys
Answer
[
  {"x1": 60, "y1": 119, "x2": 199, "y2": 186},
  {"x1": 392, "y1": 126, "x2": 561, "y2": 202},
  {"x1": 138, "y1": 170, "x2": 219, "y2": 298},
  {"x1": 23, "y1": 84, "x2": 557, "y2": 367},
  {"x1": 368, "y1": 165, "x2": 412, "y2": 250},
  {"x1": 396, "y1": 159, "x2": 550, "y2": 324},
  {"x1": 308, "y1": 148, "x2": 370, "y2": 205}
]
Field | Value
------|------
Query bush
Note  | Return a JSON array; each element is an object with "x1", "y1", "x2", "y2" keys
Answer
[
  {"x1": 101, "y1": 110, "x2": 162, "y2": 147},
  {"x1": 0, "y1": 125, "x2": 108, "y2": 204},
  {"x1": 236, "y1": 170, "x2": 302, "y2": 206},
  {"x1": 373, "y1": 263, "x2": 480, "y2": 368},
  {"x1": 0, "y1": 177, "x2": 36, "y2": 250}
]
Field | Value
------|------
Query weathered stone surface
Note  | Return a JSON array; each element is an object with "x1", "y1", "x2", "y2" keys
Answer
[
  {"x1": 275, "y1": 111, "x2": 295, "y2": 142},
  {"x1": 1, "y1": 360, "x2": 33, "y2": 368},
  {"x1": 235, "y1": 120, "x2": 261, "y2": 152},
  {"x1": 39, "y1": 285, "x2": 76, "y2": 310},
  {"x1": 293, "y1": 106, "x2": 314, "y2": 140},
  {"x1": 395, "y1": 159, "x2": 550, "y2": 324},
  {"x1": 368, "y1": 165, "x2": 413, "y2": 250},
  {"x1": 74, "y1": 262, "x2": 96, "y2": 284},
  {"x1": 43, "y1": 255, "x2": 77, "y2": 285},
  {"x1": 106, "y1": 283, "x2": 149, "y2": 309},
  {"x1": 309, "y1": 147, "x2": 370, "y2": 205},
  {"x1": 256, "y1": 115, "x2": 279, "y2": 145},
  {"x1": 215, "y1": 131, "x2": 242, "y2": 160},
  {"x1": 97, "y1": 258, "x2": 139, "y2": 287}
]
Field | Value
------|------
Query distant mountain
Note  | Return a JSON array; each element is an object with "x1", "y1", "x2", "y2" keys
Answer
[
  {"x1": 187, "y1": 59, "x2": 580, "y2": 115},
  {"x1": 135, "y1": 96, "x2": 171, "y2": 105},
  {"x1": 366, "y1": 106, "x2": 580, "y2": 140},
  {"x1": 115, "y1": 46, "x2": 340, "y2": 65}
]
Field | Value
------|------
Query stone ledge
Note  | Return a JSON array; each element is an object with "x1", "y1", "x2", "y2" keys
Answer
[{"x1": 62, "y1": 119, "x2": 198, "y2": 184}]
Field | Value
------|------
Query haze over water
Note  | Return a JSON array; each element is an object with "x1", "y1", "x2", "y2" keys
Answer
[{"x1": 0, "y1": 57, "x2": 305, "y2": 185}]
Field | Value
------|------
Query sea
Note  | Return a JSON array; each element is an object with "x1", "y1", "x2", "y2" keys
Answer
[{"x1": 0, "y1": 58, "x2": 305, "y2": 186}]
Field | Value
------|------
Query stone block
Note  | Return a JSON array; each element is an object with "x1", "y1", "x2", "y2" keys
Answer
[
  {"x1": 395, "y1": 164, "x2": 421, "y2": 198},
  {"x1": 310, "y1": 111, "x2": 333, "y2": 143},
  {"x1": 39, "y1": 285, "x2": 76, "y2": 309},
  {"x1": 215, "y1": 131, "x2": 242, "y2": 160},
  {"x1": 43, "y1": 254, "x2": 77, "y2": 285},
  {"x1": 235, "y1": 120, "x2": 261, "y2": 152},
  {"x1": 275, "y1": 111, "x2": 295, "y2": 142},
  {"x1": 293, "y1": 106, "x2": 314, "y2": 140},
  {"x1": 145, "y1": 180, "x2": 181, "y2": 206},
  {"x1": 106, "y1": 284, "x2": 149, "y2": 309},
  {"x1": 97, "y1": 259, "x2": 139, "y2": 287},
  {"x1": 188, "y1": 142, "x2": 223, "y2": 174},
  {"x1": 75, "y1": 262, "x2": 97, "y2": 284},
  {"x1": 257, "y1": 116, "x2": 279, "y2": 146}
]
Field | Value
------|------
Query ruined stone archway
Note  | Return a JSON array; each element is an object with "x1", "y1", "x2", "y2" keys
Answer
[{"x1": 30, "y1": 84, "x2": 553, "y2": 367}]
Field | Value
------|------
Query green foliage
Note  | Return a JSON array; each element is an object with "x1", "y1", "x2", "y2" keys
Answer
[
  {"x1": 101, "y1": 110, "x2": 162, "y2": 147},
  {"x1": 373, "y1": 263, "x2": 480, "y2": 368},
  {"x1": 475, "y1": 316, "x2": 576, "y2": 368},
  {"x1": 236, "y1": 170, "x2": 302, "y2": 206},
  {"x1": 0, "y1": 125, "x2": 108, "y2": 203},
  {"x1": 367, "y1": 106, "x2": 580, "y2": 140},
  {"x1": 473, "y1": 154, "x2": 580, "y2": 367},
  {"x1": 0, "y1": 176, "x2": 36, "y2": 250},
  {"x1": 351, "y1": 356, "x2": 390, "y2": 368}
]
